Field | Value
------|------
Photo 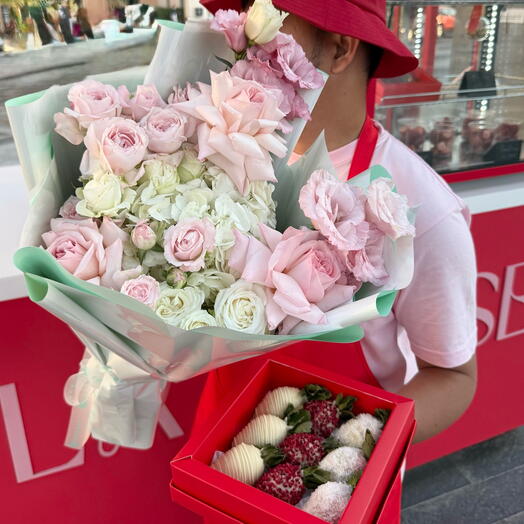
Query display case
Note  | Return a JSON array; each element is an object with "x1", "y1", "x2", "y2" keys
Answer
[{"x1": 375, "y1": 2, "x2": 524, "y2": 182}]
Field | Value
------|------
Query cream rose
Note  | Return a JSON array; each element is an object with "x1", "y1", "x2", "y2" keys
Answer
[
  {"x1": 142, "y1": 156, "x2": 182, "y2": 195},
  {"x1": 76, "y1": 172, "x2": 135, "y2": 218},
  {"x1": 180, "y1": 309, "x2": 218, "y2": 330},
  {"x1": 215, "y1": 280, "x2": 267, "y2": 334},
  {"x1": 178, "y1": 146, "x2": 206, "y2": 183},
  {"x1": 155, "y1": 283, "x2": 205, "y2": 326},
  {"x1": 245, "y1": 0, "x2": 287, "y2": 44}
]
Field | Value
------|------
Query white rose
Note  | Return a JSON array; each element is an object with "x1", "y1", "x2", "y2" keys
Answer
[
  {"x1": 180, "y1": 309, "x2": 217, "y2": 330},
  {"x1": 187, "y1": 269, "x2": 236, "y2": 301},
  {"x1": 215, "y1": 280, "x2": 267, "y2": 334},
  {"x1": 155, "y1": 283, "x2": 205, "y2": 326},
  {"x1": 76, "y1": 172, "x2": 135, "y2": 218},
  {"x1": 178, "y1": 146, "x2": 206, "y2": 183},
  {"x1": 244, "y1": 181, "x2": 276, "y2": 229},
  {"x1": 245, "y1": 0, "x2": 288, "y2": 44},
  {"x1": 142, "y1": 157, "x2": 181, "y2": 195}
]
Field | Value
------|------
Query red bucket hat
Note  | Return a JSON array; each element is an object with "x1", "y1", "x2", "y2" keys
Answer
[{"x1": 201, "y1": 0, "x2": 418, "y2": 78}]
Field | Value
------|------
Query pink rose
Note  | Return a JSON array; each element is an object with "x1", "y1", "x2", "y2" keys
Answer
[
  {"x1": 82, "y1": 117, "x2": 149, "y2": 175},
  {"x1": 211, "y1": 9, "x2": 248, "y2": 52},
  {"x1": 346, "y1": 225, "x2": 389, "y2": 287},
  {"x1": 124, "y1": 84, "x2": 166, "y2": 121},
  {"x1": 59, "y1": 195, "x2": 82, "y2": 220},
  {"x1": 173, "y1": 71, "x2": 287, "y2": 193},
  {"x1": 65, "y1": 80, "x2": 126, "y2": 128},
  {"x1": 164, "y1": 219, "x2": 215, "y2": 272},
  {"x1": 42, "y1": 217, "x2": 141, "y2": 288},
  {"x1": 231, "y1": 59, "x2": 298, "y2": 124},
  {"x1": 140, "y1": 106, "x2": 187, "y2": 154},
  {"x1": 229, "y1": 225, "x2": 356, "y2": 333},
  {"x1": 131, "y1": 221, "x2": 157, "y2": 250},
  {"x1": 365, "y1": 177, "x2": 415, "y2": 240},
  {"x1": 299, "y1": 169, "x2": 369, "y2": 251},
  {"x1": 121, "y1": 275, "x2": 160, "y2": 308}
]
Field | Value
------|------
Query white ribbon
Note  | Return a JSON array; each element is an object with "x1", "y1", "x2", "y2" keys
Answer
[{"x1": 63, "y1": 350, "x2": 167, "y2": 450}]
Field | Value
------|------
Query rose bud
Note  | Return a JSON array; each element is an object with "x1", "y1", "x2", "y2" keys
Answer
[
  {"x1": 166, "y1": 267, "x2": 187, "y2": 288},
  {"x1": 131, "y1": 221, "x2": 157, "y2": 250}
]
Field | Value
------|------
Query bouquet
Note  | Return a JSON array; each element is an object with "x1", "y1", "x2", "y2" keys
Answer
[
  {"x1": 8, "y1": 1, "x2": 415, "y2": 449},
  {"x1": 211, "y1": 382, "x2": 389, "y2": 524}
]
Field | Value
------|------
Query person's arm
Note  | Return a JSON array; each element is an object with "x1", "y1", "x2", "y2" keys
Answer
[{"x1": 398, "y1": 355, "x2": 477, "y2": 443}]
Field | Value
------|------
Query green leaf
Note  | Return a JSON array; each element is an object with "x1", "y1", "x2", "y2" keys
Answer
[
  {"x1": 347, "y1": 469, "x2": 363, "y2": 489},
  {"x1": 362, "y1": 430, "x2": 376, "y2": 460},
  {"x1": 335, "y1": 393, "x2": 357, "y2": 420},
  {"x1": 214, "y1": 55, "x2": 233, "y2": 69},
  {"x1": 260, "y1": 445, "x2": 285, "y2": 467},
  {"x1": 302, "y1": 466, "x2": 332, "y2": 489},
  {"x1": 303, "y1": 384, "x2": 333, "y2": 402},
  {"x1": 323, "y1": 436, "x2": 342, "y2": 453},
  {"x1": 286, "y1": 408, "x2": 311, "y2": 431},
  {"x1": 293, "y1": 421, "x2": 313, "y2": 434},
  {"x1": 374, "y1": 408, "x2": 391, "y2": 426},
  {"x1": 283, "y1": 403, "x2": 295, "y2": 419}
]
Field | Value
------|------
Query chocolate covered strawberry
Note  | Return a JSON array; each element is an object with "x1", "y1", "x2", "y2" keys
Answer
[
  {"x1": 279, "y1": 433, "x2": 326, "y2": 467},
  {"x1": 255, "y1": 463, "x2": 330, "y2": 505}
]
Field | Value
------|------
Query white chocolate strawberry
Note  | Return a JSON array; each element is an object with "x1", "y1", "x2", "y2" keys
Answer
[
  {"x1": 255, "y1": 387, "x2": 304, "y2": 417},
  {"x1": 211, "y1": 443, "x2": 265, "y2": 485},
  {"x1": 233, "y1": 414, "x2": 288, "y2": 447}
]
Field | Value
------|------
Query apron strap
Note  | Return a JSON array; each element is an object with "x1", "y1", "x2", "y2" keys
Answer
[{"x1": 347, "y1": 115, "x2": 379, "y2": 180}]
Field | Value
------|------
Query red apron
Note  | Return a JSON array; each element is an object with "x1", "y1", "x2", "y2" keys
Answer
[{"x1": 192, "y1": 117, "x2": 401, "y2": 523}]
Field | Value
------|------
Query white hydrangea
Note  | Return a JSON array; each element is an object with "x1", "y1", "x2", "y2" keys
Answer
[
  {"x1": 171, "y1": 184, "x2": 214, "y2": 222},
  {"x1": 331, "y1": 413, "x2": 383, "y2": 448},
  {"x1": 243, "y1": 180, "x2": 277, "y2": 229},
  {"x1": 186, "y1": 269, "x2": 236, "y2": 301}
]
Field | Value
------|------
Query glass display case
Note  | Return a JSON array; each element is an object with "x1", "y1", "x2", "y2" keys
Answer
[{"x1": 374, "y1": 2, "x2": 524, "y2": 181}]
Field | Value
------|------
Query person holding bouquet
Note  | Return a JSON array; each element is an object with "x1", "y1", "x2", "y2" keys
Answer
[{"x1": 199, "y1": 0, "x2": 477, "y2": 445}]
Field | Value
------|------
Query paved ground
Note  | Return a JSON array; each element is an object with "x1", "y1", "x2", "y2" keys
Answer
[
  {"x1": 402, "y1": 426, "x2": 524, "y2": 523},
  {"x1": 2, "y1": 40, "x2": 524, "y2": 524}
]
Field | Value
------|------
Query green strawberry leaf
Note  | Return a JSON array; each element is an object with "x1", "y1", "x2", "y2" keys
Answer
[
  {"x1": 374, "y1": 408, "x2": 391, "y2": 426},
  {"x1": 335, "y1": 393, "x2": 357, "y2": 420},
  {"x1": 292, "y1": 421, "x2": 313, "y2": 434},
  {"x1": 286, "y1": 408, "x2": 311, "y2": 430},
  {"x1": 302, "y1": 466, "x2": 332, "y2": 489},
  {"x1": 362, "y1": 430, "x2": 376, "y2": 460},
  {"x1": 283, "y1": 403, "x2": 295, "y2": 419},
  {"x1": 323, "y1": 436, "x2": 342, "y2": 453},
  {"x1": 347, "y1": 469, "x2": 363, "y2": 488},
  {"x1": 260, "y1": 445, "x2": 285, "y2": 467},
  {"x1": 303, "y1": 384, "x2": 333, "y2": 401}
]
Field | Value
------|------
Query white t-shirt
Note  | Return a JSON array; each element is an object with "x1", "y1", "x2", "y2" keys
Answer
[{"x1": 328, "y1": 124, "x2": 478, "y2": 392}]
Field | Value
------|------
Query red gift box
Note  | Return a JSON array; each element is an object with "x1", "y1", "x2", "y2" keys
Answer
[{"x1": 170, "y1": 356, "x2": 415, "y2": 524}]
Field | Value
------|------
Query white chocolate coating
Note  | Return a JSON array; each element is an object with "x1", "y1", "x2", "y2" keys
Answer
[
  {"x1": 331, "y1": 413, "x2": 383, "y2": 448},
  {"x1": 255, "y1": 387, "x2": 304, "y2": 417},
  {"x1": 211, "y1": 443, "x2": 264, "y2": 485},
  {"x1": 233, "y1": 414, "x2": 288, "y2": 446}
]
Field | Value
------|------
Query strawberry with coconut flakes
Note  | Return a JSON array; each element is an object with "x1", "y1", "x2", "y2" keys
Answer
[
  {"x1": 331, "y1": 413, "x2": 383, "y2": 449},
  {"x1": 302, "y1": 481, "x2": 353, "y2": 523},
  {"x1": 255, "y1": 463, "x2": 330, "y2": 505},
  {"x1": 319, "y1": 446, "x2": 367, "y2": 483}
]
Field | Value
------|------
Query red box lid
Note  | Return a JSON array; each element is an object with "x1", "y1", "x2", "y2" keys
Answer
[{"x1": 171, "y1": 356, "x2": 415, "y2": 524}]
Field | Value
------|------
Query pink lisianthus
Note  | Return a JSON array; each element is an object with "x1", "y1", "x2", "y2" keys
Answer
[
  {"x1": 249, "y1": 33, "x2": 325, "y2": 89},
  {"x1": 211, "y1": 9, "x2": 248, "y2": 52},
  {"x1": 229, "y1": 225, "x2": 356, "y2": 333},
  {"x1": 164, "y1": 219, "x2": 215, "y2": 272},
  {"x1": 172, "y1": 71, "x2": 287, "y2": 193},
  {"x1": 59, "y1": 195, "x2": 82, "y2": 220},
  {"x1": 140, "y1": 106, "x2": 187, "y2": 154},
  {"x1": 123, "y1": 84, "x2": 166, "y2": 121},
  {"x1": 121, "y1": 275, "x2": 160, "y2": 308},
  {"x1": 346, "y1": 225, "x2": 389, "y2": 287},
  {"x1": 365, "y1": 177, "x2": 415, "y2": 240},
  {"x1": 42, "y1": 217, "x2": 141, "y2": 289},
  {"x1": 81, "y1": 117, "x2": 149, "y2": 175},
  {"x1": 299, "y1": 169, "x2": 369, "y2": 251}
]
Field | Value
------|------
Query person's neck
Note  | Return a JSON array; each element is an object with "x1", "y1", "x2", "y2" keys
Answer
[{"x1": 293, "y1": 75, "x2": 368, "y2": 154}]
